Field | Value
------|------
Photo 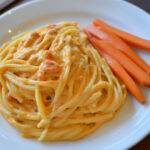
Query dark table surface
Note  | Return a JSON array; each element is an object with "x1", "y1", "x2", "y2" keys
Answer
[{"x1": 0, "y1": 0, "x2": 150, "y2": 150}]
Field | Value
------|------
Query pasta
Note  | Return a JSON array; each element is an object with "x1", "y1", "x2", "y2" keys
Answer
[{"x1": 0, "y1": 22, "x2": 126, "y2": 141}]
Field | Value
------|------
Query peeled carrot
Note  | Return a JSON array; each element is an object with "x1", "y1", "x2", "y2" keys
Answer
[
  {"x1": 99, "y1": 51, "x2": 145, "y2": 103},
  {"x1": 91, "y1": 37, "x2": 150, "y2": 86},
  {"x1": 85, "y1": 25, "x2": 150, "y2": 73},
  {"x1": 93, "y1": 19, "x2": 150, "y2": 52},
  {"x1": 85, "y1": 31, "x2": 145, "y2": 103}
]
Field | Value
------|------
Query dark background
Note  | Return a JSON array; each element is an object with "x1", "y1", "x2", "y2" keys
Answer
[{"x1": 0, "y1": 0, "x2": 150, "y2": 149}]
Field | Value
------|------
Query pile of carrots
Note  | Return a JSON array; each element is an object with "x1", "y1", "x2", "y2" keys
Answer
[{"x1": 84, "y1": 18, "x2": 150, "y2": 104}]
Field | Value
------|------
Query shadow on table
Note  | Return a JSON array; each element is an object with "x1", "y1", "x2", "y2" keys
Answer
[{"x1": 0, "y1": 0, "x2": 25, "y2": 15}]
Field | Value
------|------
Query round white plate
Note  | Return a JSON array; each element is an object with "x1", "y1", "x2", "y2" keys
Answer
[
  {"x1": 0, "y1": 0, "x2": 15, "y2": 10},
  {"x1": 0, "y1": 0, "x2": 150, "y2": 150}
]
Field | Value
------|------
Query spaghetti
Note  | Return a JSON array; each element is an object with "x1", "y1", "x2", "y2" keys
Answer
[{"x1": 0, "y1": 22, "x2": 126, "y2": 141}]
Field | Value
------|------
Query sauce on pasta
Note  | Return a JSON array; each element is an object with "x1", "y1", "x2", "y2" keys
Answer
[{"x1": 0, "y1": 22, "x2": 126, "y2": 141}]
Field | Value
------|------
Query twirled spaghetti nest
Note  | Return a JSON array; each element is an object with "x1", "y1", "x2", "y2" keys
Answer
[{"x1": 0, "y1": 22, "x2": 126, "y2": 141}]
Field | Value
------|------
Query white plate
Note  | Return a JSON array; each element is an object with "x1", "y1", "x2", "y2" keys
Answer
[
  {"x1": 0, "y1": 0, "x2": 150, "y2": 150},
  {"x1": 0, "y1": 0, "x2": 15, "y2": 10}
]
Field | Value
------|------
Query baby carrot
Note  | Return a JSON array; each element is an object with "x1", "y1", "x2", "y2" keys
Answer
[
  {"x1": 85, "y1": 25, "x2": 150, "y2": 73},
  {"x1": 85, "y1": 31, "x2": 145, "y2": 103},
  {"x1": 91, "y1": 37, "x2": 150, "y2": 85},
  {"x1": 99, "y1": 51, "x2": 145, "y2": 103},
  {"x1": 93, "y1": 19, "x2": 150, "y2": 52}
]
